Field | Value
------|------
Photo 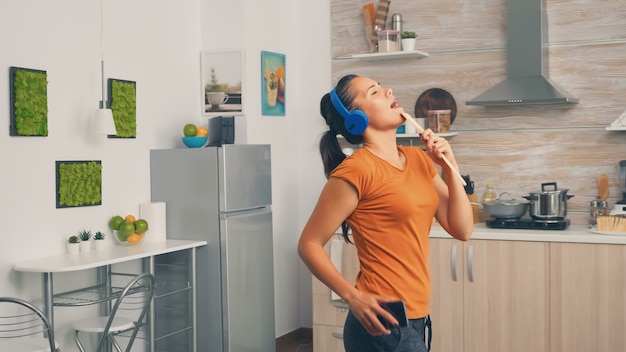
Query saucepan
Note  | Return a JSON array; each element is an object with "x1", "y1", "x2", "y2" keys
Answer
[
  {"x1": 522, "y1": 182, "x2": 574, "y2": 220},
  {"x1": 471, "y1": 192, "x2": 529, "y2": 219}
]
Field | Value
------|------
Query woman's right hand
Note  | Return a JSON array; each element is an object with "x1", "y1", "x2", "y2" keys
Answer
[{"x1": 345, "y1": 291, "x2": 400, "y2": 336}]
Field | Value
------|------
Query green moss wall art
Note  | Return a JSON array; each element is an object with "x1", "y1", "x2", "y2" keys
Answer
[
  {"x1": 108, "y1": 78, "x2": 136, "y2": 138},
  {"x1": 56, "y1": 160, "x2": 102, "y2": 208},
  {"x1": 9, "y1": 67, "x2": 48, "y2": 136}
]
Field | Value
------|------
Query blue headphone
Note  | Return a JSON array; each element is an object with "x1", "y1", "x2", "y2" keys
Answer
[{"x1": 329, "y1": 88, "x2": 368, "y2": 135}]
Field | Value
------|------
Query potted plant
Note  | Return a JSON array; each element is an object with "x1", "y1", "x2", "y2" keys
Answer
[
  {"x1": 94, "y1": 231, "x2": 106, "y2": 251},
  {"x1": 67, "y1": 235, "x2": 80, "y2": 255},
  {"x1": 401, "y1": 31, "x2": 417, "y2": 51},
  {"x1": 78, "y1": 230, "x2": 92, "y2": 252}
]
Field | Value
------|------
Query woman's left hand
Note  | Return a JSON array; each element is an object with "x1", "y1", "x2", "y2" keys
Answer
[{"x1": 420, "y1": 128, "x2": 456, "y2": 167}]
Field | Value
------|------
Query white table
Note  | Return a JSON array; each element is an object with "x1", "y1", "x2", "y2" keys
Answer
[{"x1": 14, "y1": 239, "x2": 207, "y2": 352}]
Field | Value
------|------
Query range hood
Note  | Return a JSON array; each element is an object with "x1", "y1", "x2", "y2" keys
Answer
[{"x1": 466, "y1": 0, "x2": 578, "y2": 106}]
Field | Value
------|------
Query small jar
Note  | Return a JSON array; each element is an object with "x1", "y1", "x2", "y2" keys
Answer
[{"x1": 589, "y1": 199, "x2": 608, "y2": 227}]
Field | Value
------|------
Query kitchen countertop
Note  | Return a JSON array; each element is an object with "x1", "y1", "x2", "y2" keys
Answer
[{"x1": 430, "y1": 223, "x2": 626, "y2": 245}]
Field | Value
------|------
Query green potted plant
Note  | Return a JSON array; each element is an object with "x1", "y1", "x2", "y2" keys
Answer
[
  {"x1": 67, "y1": 235, "x2": 80, "y2": 254},
  {"x1": 401, "y1": 31, "x2": 417, "y2": 51},
  {"x1": 94, "y1": 231, "x2": 106, "y2": 251},
  {"x1": 78, "y1": 230, "x2": 92, "y2": 252}
]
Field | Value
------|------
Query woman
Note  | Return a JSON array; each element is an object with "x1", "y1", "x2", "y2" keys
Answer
[{"x1": 297, "y1": 74, "x2": 473, "y2": 352}]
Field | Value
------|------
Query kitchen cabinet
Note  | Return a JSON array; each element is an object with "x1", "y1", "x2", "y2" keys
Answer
[
  {"x1": 312, "y1": 237, "x2": 358, "y2": 352},
  {"x1": 429, "y1": 239, "x2": 550, "y2": 352},
  {"x1": 550, "y1": 242, "x2": 626, "y2": 352}
]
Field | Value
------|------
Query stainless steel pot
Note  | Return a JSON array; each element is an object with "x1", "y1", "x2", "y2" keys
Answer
[
  {"x1": 523, "y1": 182, "x2": 574, "y2": 220},
  {"x1": 472, "y1": 192, "x2": 529, "y2": 219},
  {"x1": 483, "y1": 199, "x2": 529, "y2": 219}
]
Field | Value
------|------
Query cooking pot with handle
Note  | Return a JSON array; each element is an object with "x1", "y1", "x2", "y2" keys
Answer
[{"x1": 523, "y1": 182, "x2": 574, "y2": 220}]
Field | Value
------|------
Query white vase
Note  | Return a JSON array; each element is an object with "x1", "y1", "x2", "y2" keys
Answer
[
  {"x1": 94, "y1": 240, "x2": 106, "y2": 251},
  {"x1": 79, "y1": 241, "x2": 92, "y2": 253},
  {"x1": 401, "y1": 38, "x2": 416, "y2": 51},
  {"x1": 66, "y1": 243, "x2": 80, "y2": 255}
]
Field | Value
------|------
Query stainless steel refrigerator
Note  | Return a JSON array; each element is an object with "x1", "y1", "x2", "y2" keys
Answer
[{"x1": 150, "y1": 144, "x2": 276, "y2": 352}]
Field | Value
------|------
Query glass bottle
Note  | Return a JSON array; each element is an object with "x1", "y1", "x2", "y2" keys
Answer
[{"x1": 482, "y1": 182, "x2": 497, "y2": 203}]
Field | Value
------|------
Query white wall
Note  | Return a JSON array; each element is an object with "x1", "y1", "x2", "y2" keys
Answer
[{"x1": 0, "y1": 0, "x2": 330, "y2": 349}]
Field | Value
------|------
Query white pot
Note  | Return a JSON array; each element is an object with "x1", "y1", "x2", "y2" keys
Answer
[
  {"x1": 66, "y1": 243, "x2": 80, "y2": 255},
  {"x1": 401, "y1": 38, "x2": 416, "y2": 51},
  {"x1": 94, "y1": 239, "x2": 106, "y2": 251},
  {"x1": 79, "y1": 241, "x2": 92, "y2": 253}
]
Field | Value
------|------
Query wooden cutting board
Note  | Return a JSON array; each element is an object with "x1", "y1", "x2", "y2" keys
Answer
[
  {"x1": 599, "y1": 174, "x2": 609, "y2": 201},
  {"x1": 468, "y1": 193, "x2": 480, "y2": 223}
]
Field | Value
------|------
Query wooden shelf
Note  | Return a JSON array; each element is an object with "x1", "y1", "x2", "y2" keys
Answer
[
  {"x1": 334, "y1": 50, "x2": 429, "y2": 61},
  {"x1": 397, "y1": 131, "x2": 458, "y2": 138}
]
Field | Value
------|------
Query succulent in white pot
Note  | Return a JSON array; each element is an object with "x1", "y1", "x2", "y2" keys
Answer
[
  {"x1": 67, "y1": 235, "x2": 80, "y2": 255},
  {"x1": 78, "y1": 230, "x2": 92, "y2": 252},
  {"x1": 94, "y1": 231, "x2": 106, "y2": 251}
]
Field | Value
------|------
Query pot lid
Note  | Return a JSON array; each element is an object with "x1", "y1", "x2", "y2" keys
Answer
[
  {"x1": 485, "y1": 198, "x2": 528, "y2": 206},
  {"x1": 530, "y1": 182, "x2": 569, "y2": 194}
]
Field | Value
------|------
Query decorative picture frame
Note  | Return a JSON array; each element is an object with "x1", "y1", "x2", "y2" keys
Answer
[
  {"x1": 261, "y1": 51, "x2": 286, "y2": 116},
  {"x1": 201, "y1": 50, "x2": 245, "y2": 116},
  {"x1": 107, "y1": 78, "x2": 137, "y2": 138},
  {"x1": 9, "y1": 66, "x2": 48, "y2": 136},
  {"x1": 55, "y1": 160, "x2": 103, "y2": 208}
]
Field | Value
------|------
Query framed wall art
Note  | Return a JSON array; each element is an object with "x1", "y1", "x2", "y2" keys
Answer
[
  {"x1": 261, "y1": 51, "x2": 285, "y2": 116},
  {"x1": 56, "y1": 160, "x2": 103, "y2": 208},
  {"x1": 201, "y1": 50, "x2": 245, "y2": 116},
  {"x1": 107, "y1": 78, "x2": 136, "y2": 138},
  {"x1": 9, "y1": 66, "x2": 48, "y2": 136}
]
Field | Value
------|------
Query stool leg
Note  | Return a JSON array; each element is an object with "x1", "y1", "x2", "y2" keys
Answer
[{"x1": 74, "y1": 330, "x2": 86, "y2": 352}]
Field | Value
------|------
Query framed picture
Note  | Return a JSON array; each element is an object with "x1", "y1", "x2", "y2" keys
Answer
[
  {"x1": 107, "y1": 78, "x2": 136, "y2": 138},
  {"x1": 201, "y1": 50, "x2": 245, "y2": 116},
  {"x1": 261, "y1": 51, "x2": 286, "y2": 116},
  {"x1": 9, "y1": 66, "x2": 48, "y2": 136},
  {"x1": 55, "y1": 160, "x2": 102, "y2": 208}
]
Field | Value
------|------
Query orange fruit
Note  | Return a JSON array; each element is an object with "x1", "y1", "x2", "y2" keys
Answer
[
  {"x1": 196, "y1": 127, "x2": 208, "y2": 136},
  {"x1": 125, "y1": 214, "x2": 136, "y2": 222},
  {"x1": 126, "y1": 233, "x2": 141, "y2": 245},
  {"x1": 138, "y1": 233, "x2": 145, "y2": 240}
]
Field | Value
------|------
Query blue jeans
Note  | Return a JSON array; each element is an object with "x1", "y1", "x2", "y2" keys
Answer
[{"x1": 343, "y1": 310, "x2": 432, "y2": 352}]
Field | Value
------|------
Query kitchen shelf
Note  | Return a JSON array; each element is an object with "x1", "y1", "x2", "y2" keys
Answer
[
  {"x1": 397, "y1": 131, "x2": 458, "y2": 138},
  {"x1": 606, "y1": 109, "x2": 626, "y2": 131},
  {"x1": 334, "y1": 50, "x2": 429, "y2": 61}
]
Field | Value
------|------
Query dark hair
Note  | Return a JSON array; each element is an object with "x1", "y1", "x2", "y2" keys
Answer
[
  {"x1": 319, "y1": 74, "x2": 362, "y2": 243},
  {"x1": 319, "y1": 74, "x2": 363, "y2": 178}
]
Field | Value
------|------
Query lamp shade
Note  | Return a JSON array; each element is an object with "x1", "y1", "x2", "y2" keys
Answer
[{"x1": 95, "y1": 108, "x2": 116, "y2": 135}]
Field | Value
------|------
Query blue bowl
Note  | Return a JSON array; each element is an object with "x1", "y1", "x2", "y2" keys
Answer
[{"x1": 182, "y1": 136, "x2": 208, "y2": 148}]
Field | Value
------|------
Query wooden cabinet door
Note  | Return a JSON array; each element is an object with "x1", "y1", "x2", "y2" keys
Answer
[
  {"x1": 463, "y1": 240, "x2": 549, "y2": 352},
  {"x1": 550, "y1": 243, "x2": 626, "y2": 352},
  {"x1": 429, "y1": 238, "x2": 464, "y2": 352},
  {"x1": 430, "y1": 239, "x2": 550, "y2": 352}
]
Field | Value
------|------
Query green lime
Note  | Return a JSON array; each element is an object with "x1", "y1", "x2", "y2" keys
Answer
[
  {"x1": 183, "y1": 124, "x2": 197, "y2": 137},
  {"x1": 118, "y1": 221, "x2": 135, "y2": 239},
  {"x1": 134, "y1": 219, "x2": 149, "y2": 234},
  {"x1": 108, "y1": 215, "x2": 124, "y2": 231}
]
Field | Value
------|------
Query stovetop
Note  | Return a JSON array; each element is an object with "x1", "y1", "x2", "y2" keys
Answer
[{"x1": 486, "y1": 217, "x2": 570, "y2": 230}]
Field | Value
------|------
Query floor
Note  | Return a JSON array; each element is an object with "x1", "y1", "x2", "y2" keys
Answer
[{"x1": 276, "y1": 328, "x2": 313, "y2": 352}]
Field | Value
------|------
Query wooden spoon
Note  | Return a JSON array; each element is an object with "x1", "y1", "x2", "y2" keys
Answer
[
  {"x1": 402, "y1": 112, "x2": 467, "y2": 186},
  {"x1": 598, "y1": 174, "x2": 609, "y2": 201}
]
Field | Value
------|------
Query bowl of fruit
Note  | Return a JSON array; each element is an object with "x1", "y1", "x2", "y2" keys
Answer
[
  {"x1": 182, "y1": 123, "x2": 209, "y2": 148},
  {"x1": 108, "y1": 215, "x2": 149, "y2": 246}
]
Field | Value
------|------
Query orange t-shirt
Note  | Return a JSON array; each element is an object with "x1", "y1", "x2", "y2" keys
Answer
[{"x1": 330, "y1": 146, "x2": 439, "y2": 318}]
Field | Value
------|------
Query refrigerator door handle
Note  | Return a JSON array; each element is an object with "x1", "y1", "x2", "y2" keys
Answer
[{"x1": 220, "y1": 205, "x2": 272, "y2": 219}]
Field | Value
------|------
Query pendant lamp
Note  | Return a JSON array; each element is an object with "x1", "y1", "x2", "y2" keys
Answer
[{"x1": 95, "y1": 0, "x2": 116, "y2": 135}]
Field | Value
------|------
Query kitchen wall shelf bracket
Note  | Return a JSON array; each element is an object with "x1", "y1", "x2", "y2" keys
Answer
[
  {"x1": 334, "y1": 50, "x2": 429, "y2": 61},
  {"x1": 605, "y1": 109, "x2": 626, "y2": 131}
]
